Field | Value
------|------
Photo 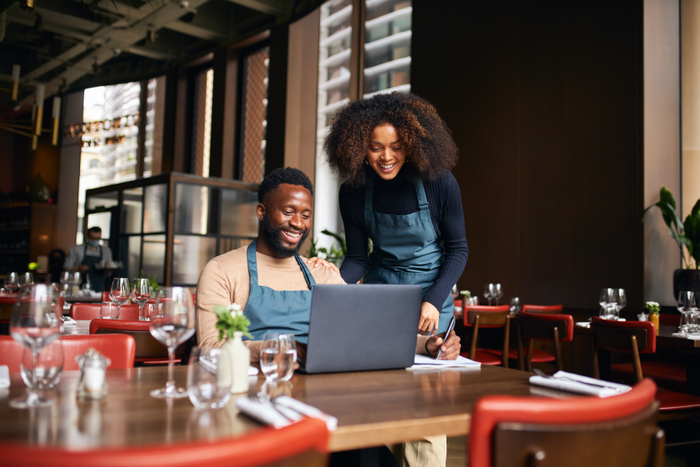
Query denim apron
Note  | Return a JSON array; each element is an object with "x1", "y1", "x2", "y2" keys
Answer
[
  {"x1": 362, "y1": 176, "x2": 454, "y2": 334},
  {"x1": 243, "y1": 240, "x2": 315, "y2": 344},
  {"x1": 81, "y1": 243, "x2": 105, "y2": 292}
]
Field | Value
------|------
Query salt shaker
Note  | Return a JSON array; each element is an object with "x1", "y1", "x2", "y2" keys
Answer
[{"x1": 76, "y1": 348, "x2": 111, "y2": 400}]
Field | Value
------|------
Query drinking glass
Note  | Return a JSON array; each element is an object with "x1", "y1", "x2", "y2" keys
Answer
[
  {"x1": 20, "y1": 272, "x2": 34, "y2": 286},
  {"x1": 99, "y1": 301, "x2": 120, "y2": 319},
  {"x1": 260, "y1": 333, "x2": 297, "y2": 383},
  {"x1": 187, "y1": 346, "x2": 232, "y2": 409},
  {"x1": 493, "y1": 283, "x2": 504, "y2": 306},
  {"x1": 599, "y1": 288, "x2": 616, "y2": 320},
  {"x1": 131, "y1": 278, "x2": 151, "y2": 321},
  {"x1": 21, "y1": 339, "x2": 63, "y2": 389},
  {"x1": 149, "y1": 287, "x2": 195, "y2": 398},
  {"x1": 82, "y1": 274, "x2": 92, "y2": 293},
  {"x1": 110, "y1": 278, "x2": 130, "y2": 317},
  {"x1": 4, "y1": 272, "x2": 20, "y2": 294},
  {"x1": 613, "y1": 288, "x2": 627, "y2": 320},
  {"x1": 483, "y1": 284, "x2": 494, "y2": 306},
  {"x1": 510, "y1": 297, "x2": 521, "y2": 314},
  {"x1": 677, "y1": 291, "x2": 695, "y2": 336},
  {"x1": 70, "y1": 272, "x2": 81, "y2": 291},
  {"x1": 9, "y1": 284, "x2": 62, "y2": 408}
]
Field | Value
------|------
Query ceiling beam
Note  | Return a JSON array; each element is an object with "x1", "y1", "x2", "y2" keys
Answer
[
  {"x1": 226, "y1": 0, "x2": 287, "y2": 17},
  {"x1": 7, "y1": 12, "x2": 92, "y2": 42},
  {"x1": 163, "y1": 20, "x2": 228, "y2": 41},
  {"x1": 125, "y1": 45, "x2": 176, "y2": 60}
]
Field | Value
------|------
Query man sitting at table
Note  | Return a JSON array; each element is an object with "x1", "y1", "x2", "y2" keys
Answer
[{"x1": 196, "y1": 167, "x2": 460, "y2": 362}]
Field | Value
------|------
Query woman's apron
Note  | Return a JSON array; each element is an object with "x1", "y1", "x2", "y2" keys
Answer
[
  {"x1": 362, "y1": 176, "x2": 454, "y2": 334},
  {"x1": 243, "y1": 239, "x2": 316, "y2": 344}
]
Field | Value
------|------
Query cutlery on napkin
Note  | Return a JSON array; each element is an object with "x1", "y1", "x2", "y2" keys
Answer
[
  {"x1": 235, "y1": 396, "x2": 337, "y2": 431},
  {"x1": 529, "y1": 370, "x2": 631, "y2": 398}
]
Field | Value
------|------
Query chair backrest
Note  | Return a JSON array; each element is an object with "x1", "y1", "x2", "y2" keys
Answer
[
  {"x1": 71, "y1": 303, "x2": 140, "y2": 321},
  {"x1": 516, "y1": 311, "x2": 574, "y2": 372},
  {"x1": 464, "y1": 305, "x2": 511, "y2": 367},
  {"x1": 469, "y1": 378, "x2": 663, "y2": 467},
  {"x1": 590, "y1": 317, "x2": 656, "y2": 383},
  {"x1": 521, "y1": 304, "x2": 563, "y2": 314},
  {"x1": 0, "y1": 417, "x2": 329, "y2": 467},
  {"x1": 0, "y1": 335, "x2": 136, "y2": 372},
  {"x1": 89, "y1": 319, "x2": 187, "y2": 360}
]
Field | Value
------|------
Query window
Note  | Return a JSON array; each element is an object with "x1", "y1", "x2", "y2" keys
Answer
[
  {"x1": 192, "y1": 68, "x2": 215, "y2": 178},
  {"x1": 239, "y1": 46, "x2": 270, "y2": 184}
]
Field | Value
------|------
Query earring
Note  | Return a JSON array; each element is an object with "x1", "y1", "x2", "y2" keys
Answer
[{"x1": 364, "y1": 159, "x2": 369, "y2": 165}]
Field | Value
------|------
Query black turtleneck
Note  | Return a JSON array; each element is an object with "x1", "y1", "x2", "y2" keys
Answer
[{"x1": 338, "y1": 169, "x2": 469, "y2": 310}]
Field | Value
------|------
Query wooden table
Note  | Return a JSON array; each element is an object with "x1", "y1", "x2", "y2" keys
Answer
[{"x1": 0, "y1": 364, "x2": 560, "y2": 452}]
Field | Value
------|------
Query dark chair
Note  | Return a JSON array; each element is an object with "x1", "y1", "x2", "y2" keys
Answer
[
  {"x1": 460, "y1": 305, "x2": 511, "y2": 366},
  {"x1": 89, "y1": 319, "x2": 188, "y2": 365},
  {"x1": 71, "y1": 302, "x2": 140, "y2": 321},
  {"x1": 0, "y1": 417, "x2": 329, "y2": 467},
  {"x1": 591, "y1": 317, "x2": 700, "y2": 420},
  {"x1": 0, "y1": 335, "x2": 136, "y2": 372},
  {"x1": 515, "y1": 311, "x2": 573, "y2": 372},
  {"x1": 469, "y1": 378, "x2": 664, "y2": 467}
]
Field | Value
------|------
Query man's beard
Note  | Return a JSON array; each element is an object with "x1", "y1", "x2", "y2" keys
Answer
[{"x1": 261, "y1": 214, "x2": 310, "y2": 258}]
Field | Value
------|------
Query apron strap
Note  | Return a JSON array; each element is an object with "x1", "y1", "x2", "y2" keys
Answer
[
  {"x1": 295, "y1": 255, "x2": 316, "y2": 288},
  {"x1": 364, "y1": 176, "x2": 374, "y2": 211},
  {"x1": 414, "y1": 179, "x2": 429, "y2": 211},
  {"x1": 246, "y1": 239, "x2": 259, "y2": 286}
]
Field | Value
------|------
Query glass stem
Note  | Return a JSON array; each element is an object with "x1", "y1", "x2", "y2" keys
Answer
[
  {"x1": 167, "y1": 346, "x2": 175, "y2": 390},
  {"x1": 138, "y1": 304, "x2": 143, "y2": 320},
  {"x1": 29, "y1": 349, "x2": 39, "y2": 402}
]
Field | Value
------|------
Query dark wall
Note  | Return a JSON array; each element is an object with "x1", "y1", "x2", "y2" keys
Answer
[{"x1": 411, "y1": 0, "x2": 644, "y2": 310}]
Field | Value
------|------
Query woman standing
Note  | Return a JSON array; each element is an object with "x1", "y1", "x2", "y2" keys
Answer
[{"x1": 322, "y1": 93, "x2": 468, "y2": 336}]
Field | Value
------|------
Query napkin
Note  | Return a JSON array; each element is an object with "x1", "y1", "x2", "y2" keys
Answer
[
  {"x1": 408, "y1": 354, "x2": 481, "y2": 370},
  {"x1": 0, "y1": 366, "x2": 9, "y2": 389},
  {"x1": 672, "y1": 332, "x2": 700, "y2": 340},
  {"x1": 235, "y1": 396, "x2": 338, "y2": 431},
  {"x1": 529, "y1": 370, "x2": 631, "y2": 398},
  {"x1": 575, "y1": 322, "x2": 591, "y2": 328}
]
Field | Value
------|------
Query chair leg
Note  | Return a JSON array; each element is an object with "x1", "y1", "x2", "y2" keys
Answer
[
  {"x1": 650, "y1": 428, "x2": 665, "y2": 467},
  {"x1": 553, "y1": 327, "x2": 562, "y2": 372},
  {"x1": 469, "y1": 316, "x2": 479, "y2": 361},
  {"x1": 592, "y1": 336, "x2": 600, "y2": 379},
  {"x1": 517, "y1": 321, "x2": 525, "y2": 371},
  {"x1": 631, "y1": 335, "x2": 643, "y2": 383}
]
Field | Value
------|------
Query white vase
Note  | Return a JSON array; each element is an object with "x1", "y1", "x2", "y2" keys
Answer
[{"x1": 222, "y1": 331, "x2": 250, "y2": 394}]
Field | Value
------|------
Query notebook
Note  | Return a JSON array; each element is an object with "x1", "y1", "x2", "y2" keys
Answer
[{"x1": 302, "y1": 284, "x2": 422, "y2": 374}]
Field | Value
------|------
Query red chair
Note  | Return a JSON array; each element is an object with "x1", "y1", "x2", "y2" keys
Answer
[
  {"x1": 460, "y1": 305, "x2": 511, "y2": 366},
  {"x1": 0, "y1": 335, "x2": 136, "y2": 372},
  {"x1": 0, "y1": 417, "x2": 329, "y2": 467},
  {"x1": 89, "y1": 319, "x2": 187, "y2": 365},
  {"x1": 70, "y1": 303, "x2": 140, "y2": 321},
  {"x1": 469, "y1": 378, "x2": 664, "y2": 467},
  {"x1": 591, "y1": 317, "x2": 700, "y2": 419},
  {"x1": 521, "y1": 304, "x2": 563, "y2": 313}
]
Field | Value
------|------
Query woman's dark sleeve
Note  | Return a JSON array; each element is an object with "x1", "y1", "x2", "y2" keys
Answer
[
  {"x1": 423, "y1": 173, "x2": 469, "y2": 310},
  {"x1": 339, "y1": 185, "x2": 370, "y2": 284}
]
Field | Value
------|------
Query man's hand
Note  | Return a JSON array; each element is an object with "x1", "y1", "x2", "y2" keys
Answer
[
  {"x1": 418, "y1": 301, "x2": 440, "y2": 336},
  {"x1": 426, "y1": 330, "x2": 461, "y2": 360},
  {"x1": 305, "y1": 257, "x2": 340, "y2": 275}
]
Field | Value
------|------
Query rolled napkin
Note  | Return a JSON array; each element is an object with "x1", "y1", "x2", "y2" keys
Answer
[
  {"x1": 529, "y1": 370, "x2": 631, "y2": 398},
  {"x1": 672, "y1": 333, "x2": 700, "y2": 340},
  {"x1": 0, "y1": 366, "x2": 9, "y2": 389},
  {"x1": 236, "y1": 397, "x2": 291, "y2": 429},
  {"x1": 275, "y1": 396, "x2": 338, "y2": 431},
  {"x1": 575, "y1": 322, "x2": 591, "y2": 328}
]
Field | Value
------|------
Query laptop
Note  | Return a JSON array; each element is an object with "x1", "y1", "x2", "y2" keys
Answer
[{"x1": 301, "y1": 284, "x2": 422, "y2": 374}]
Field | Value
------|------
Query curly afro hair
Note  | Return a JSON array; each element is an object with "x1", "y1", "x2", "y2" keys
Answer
[
  {"x1": 258, "y1": 167, "x2": 313, "y2": 203},
  {"x1": 323, "y1": 92, "x2": 458, "y2": 186}
]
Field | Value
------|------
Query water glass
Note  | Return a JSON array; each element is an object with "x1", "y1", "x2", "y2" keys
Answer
[
  {"x1": 187, "y1": 346, "x2": 232, "y2": 409},
  {"x1": 21, "y1": 339, "x2": 63, "y2": 389},
  {"x1": 99, "y1": 301, "x2": 120, "y2": 319},
  {"x1": 637, "y1": 313, "x2": 649, "y2": 322},
  {"x1": 260, "y1": 333, "x2": 297, "y2": 382},
  {"x1": 677, "y1": 291, "x2": 696, "y2": 336},
  {"x1": 510, "y1": 297, "x2": 521, "y2": 314}
]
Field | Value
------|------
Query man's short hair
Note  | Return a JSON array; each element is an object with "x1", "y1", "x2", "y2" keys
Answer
[
  {"x1": 258, "y1": 167, "x2": 314, "y2": 203},
  {"x1": 87, "y1": 227, "x2": 102, "y2": 235}
]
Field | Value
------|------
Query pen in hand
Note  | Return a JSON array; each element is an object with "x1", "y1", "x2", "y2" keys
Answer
[{"x1": 436, "y1": 316, "x2": 456, "y2": 359}]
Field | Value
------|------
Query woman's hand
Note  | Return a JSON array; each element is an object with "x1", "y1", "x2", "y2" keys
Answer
[
  {"x1": 418, "y1": 301, "x2": 440, "y2": 336},
  {"x1": 426, "y1": 330, "x2": 461, "y2": 360},
  {"x1": 305, "y1": 257, "x2": 340, "y2": 275}
]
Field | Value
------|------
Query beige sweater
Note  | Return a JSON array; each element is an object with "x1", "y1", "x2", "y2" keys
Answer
[{"x1": 196, "y1": 245, "x2": 346, "y2": 352}]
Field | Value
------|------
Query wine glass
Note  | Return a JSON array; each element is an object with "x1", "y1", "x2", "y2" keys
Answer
[
  {"x1": 131, "y1": 278, "x2": 151, "y2": 321},
  {"x1": 493, "y1": 283, "x2": 503, "y2": 306},
  {"x1": 614, "y1": 288, "x2": 627, "y2": 320},
  {"x1": 260, "y1": 333, "x2": 297, "y2": 383},
  {"x1": 149, "y1": 287, "x2": 195, "y2": 398},
  {"x1": 59, "y1": 271, "x2": 72, "y2": 296},
  {"x1": 9, "y1": 283, "x2": 62, "y2": 408},
  {"x1": 110, "y1": 278, "x2": 131, "y2": 317},
  {"x1": 483, "y1": 284, "x2": 494, "y2": 306},
  {"x1": 677, "y1": 291, "x2": 695, "y2": 336},
  {"x1": 20, "y1": 272, "x2": 34, "y2": 286},
  {"x1": 21, "y1": 339, "x2": 64, "y2": 389},
  {"x1": 510, "y1": 297, "x2": 521, "y2": 314},
  {"x1": 4, "y1": 272, "x2": 19, "y2": 294},
  {"x1": 599, "y1": 288, "x2": 615, "y2": 319}
]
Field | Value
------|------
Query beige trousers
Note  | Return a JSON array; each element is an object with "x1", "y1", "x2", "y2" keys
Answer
[{"x1": 389, "y1": 435, "x2": 447, "y2": 467}]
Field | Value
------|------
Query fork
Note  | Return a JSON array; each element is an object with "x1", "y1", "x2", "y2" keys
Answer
[{"x1": 247, "y1": 387, "x2": 303, "y2": 422}]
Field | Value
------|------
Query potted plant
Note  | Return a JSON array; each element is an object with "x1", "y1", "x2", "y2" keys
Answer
[{"x1": 644, "y1": 187, "x2": 700, "y2": 297}]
